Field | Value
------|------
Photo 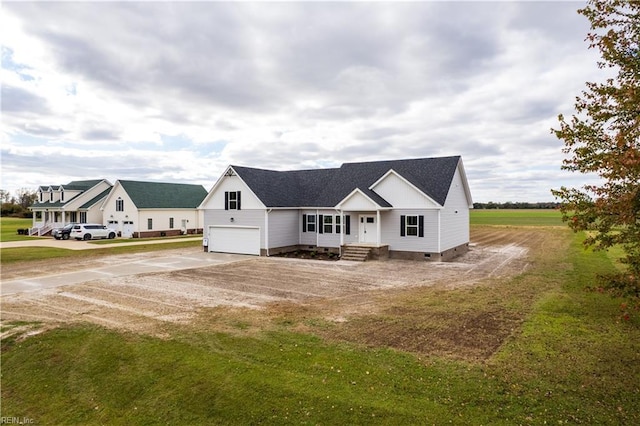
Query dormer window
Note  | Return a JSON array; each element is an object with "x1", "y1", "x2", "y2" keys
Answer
[
  {"x1": 49, "y1": 190, "x2": 53, "y2": 202},
  {"x1": 60, "y1": 189, "x2": 64, "y2": 202}
]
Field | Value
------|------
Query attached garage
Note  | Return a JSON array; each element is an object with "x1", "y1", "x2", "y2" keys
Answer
[{"x1": 208, "y1": 225, "x2": 260, "y2": 255}]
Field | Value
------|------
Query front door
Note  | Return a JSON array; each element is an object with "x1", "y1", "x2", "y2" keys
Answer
[{"x1": 358, "y1": 215, "x2": 376, "y2": 243}]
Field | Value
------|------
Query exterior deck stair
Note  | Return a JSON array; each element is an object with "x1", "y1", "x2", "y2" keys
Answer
[{"x1": 341, "y1": 246, "x2": 372, "y2": 262}]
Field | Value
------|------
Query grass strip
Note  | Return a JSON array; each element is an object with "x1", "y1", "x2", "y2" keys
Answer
[
  {"x1": 0, "y1": 240, "x2": 200, "y2": 264},
  {"x1": 2, "y1": 229, "x2": 639, "y2": 424}
]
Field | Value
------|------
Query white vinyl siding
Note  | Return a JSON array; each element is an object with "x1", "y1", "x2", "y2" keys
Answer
[
  {"x1": 200, "y1": 174, "x2": 264, "y2": 210},
  {"x1": 317, "y1": 210, "x2": 341, "y2": 248},
  {"x1": 339, "y1": 190, "x2": 379, "y2": 211},
  {"x1": 371, "y1": 171, "x2": 441, "y2": 208},
  {"x1": 267, "y1": 210, "x2": 299, "y2": 249},
  {"x1": 380, "y1": 210, "x2": 439, "y2": 252},
  {"x1": 440, "y1": 166, "x2": 470, "y2": 251},
  {"x1": 299, "y1": 211, "x2": 317, "y2": 245}
]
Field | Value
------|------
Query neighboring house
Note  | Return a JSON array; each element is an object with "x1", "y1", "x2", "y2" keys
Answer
[
  {"x1": 101, "y1": 180, "x2": 207, "y2": 238},
  {"x1": 29, "y1": 180, "x2": 113, "y2": 235},
  {"x1": 198, "y1": 156, "x2": 473, "y2": 260}
]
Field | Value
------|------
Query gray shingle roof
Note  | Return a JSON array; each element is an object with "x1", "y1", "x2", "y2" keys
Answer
[
  {"x1": 232, "y1": 156, "x2": 461, "y2": 208},
  {"x1": 119, "y1": 180, "x2": 207, "y2": 208}
]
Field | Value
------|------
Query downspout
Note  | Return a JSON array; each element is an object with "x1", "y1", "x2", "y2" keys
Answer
[
  {"x1": 437, "y1": 210, "x2": 441, "y2": 254},
  {"x1": 265, "y1": 209, "x2": 272, "y2": 256},
  {"x1": 316, "y1": 209, "x2": 319, "y2": 248},
  {"x1": 376, "y1": 209, "x2": 381, "y2": 246}
]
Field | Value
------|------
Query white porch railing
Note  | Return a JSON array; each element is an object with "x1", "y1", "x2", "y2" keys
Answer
[{"x1": 29, "y1": 222, "x2": 64, "y2": 236}]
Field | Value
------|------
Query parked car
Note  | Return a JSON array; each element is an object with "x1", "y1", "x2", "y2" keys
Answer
[
  {"x1": 70, "y1": 224, "x2": 117, "y2": 240},
  {"x1": 52, "y1": 223, "x2": 78, "y2": 240}
]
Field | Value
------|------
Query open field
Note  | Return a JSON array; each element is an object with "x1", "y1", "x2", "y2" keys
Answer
[
  {"x1": 470, "y1": 209, "x2": 564, "y2": 226},
  {"x1": 1, "y1": 213, "x2": 639, "y2": 424}
]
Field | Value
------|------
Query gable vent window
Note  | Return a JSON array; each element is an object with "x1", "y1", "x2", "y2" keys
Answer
[
  {"x1": 116, "y1": 198, "x2": 124, "y2": 212},
  {"x1": 225, "y1": 191, "x2": 241, "y2": 210},
  {"x1": 400, "y1": 215, "x2": 424, "y2": 237}
]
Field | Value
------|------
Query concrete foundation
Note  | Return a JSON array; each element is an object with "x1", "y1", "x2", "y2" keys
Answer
[
  {"x1": 133, "y1": 228, "x2": 203, "y2": 238},
  {"x1": 389, "y1": 242, "x2": 469, "y2": 261},
  {"x1": 264, "y1": 242, "x2": 468, "y2": 261}
]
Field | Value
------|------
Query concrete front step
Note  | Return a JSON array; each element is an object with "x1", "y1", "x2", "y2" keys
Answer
[
  {"x1": 341, "y1": 246, "x2": 372, "y2": 262},
  {"x1": 341, "y1": 255, "x2": 368, "y2": 261}
]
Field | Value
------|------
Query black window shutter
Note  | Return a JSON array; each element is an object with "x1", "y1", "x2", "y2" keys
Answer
[
  {"x1": 419, "y1": 215, "x2": 424, "y2": 237},
  {"x1": 318, "y1": 214, "x2": 323, "y2": 234},
  {"x1": 237, "y1": 191, "x2": 241, "y2": 210},
  {"x1": 302, "y1": 214, "x2": 307, "y2": 232},
  {"x1": 224, "y1": 192, "x2": 229, "y2": 210},
  {"x1": 400, "y1": 215, "x2": 406, "y2": 237},
  {"x1": 345, "y1": 215, "x2": 350, "y2": 235}
]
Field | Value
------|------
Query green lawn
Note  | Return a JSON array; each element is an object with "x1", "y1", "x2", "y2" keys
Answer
[
  {"x1": 470, "y1": 209, "x2": 564, "y2": 226},
  {"x1": 2, "y1": 223, "x2": 639, "y2": 424},
  {"x1": 0, "y1": 241, "x2": 201, "y2": 264},
  {"x1": 0, "y1": 217, "x2": 44, "y2": 242},
  {"x1": 0, "y1": 217, "x2": 201, "y2": 263}
]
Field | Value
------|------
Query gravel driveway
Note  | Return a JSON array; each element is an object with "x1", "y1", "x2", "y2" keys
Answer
[{"x1": 0, "y1": 229, "x2": 532, "y2": 336}]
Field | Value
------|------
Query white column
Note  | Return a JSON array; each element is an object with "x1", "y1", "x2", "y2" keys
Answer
[{"x1": 338, "y1": 210, "x2": 344, "y2": 255}]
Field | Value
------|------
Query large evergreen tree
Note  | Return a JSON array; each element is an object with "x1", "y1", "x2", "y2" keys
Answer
[{"x1": 552, "y1": 0, "x2": 640, "y2": 294}]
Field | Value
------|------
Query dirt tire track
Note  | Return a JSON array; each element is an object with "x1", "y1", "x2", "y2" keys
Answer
[{"x1": 1, "y1": 228, "x2": 538, "y2": 336}]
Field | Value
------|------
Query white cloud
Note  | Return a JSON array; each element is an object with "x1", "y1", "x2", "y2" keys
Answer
[{"x1": 0, "y1": 1, "x2": 608, "y2": 202}]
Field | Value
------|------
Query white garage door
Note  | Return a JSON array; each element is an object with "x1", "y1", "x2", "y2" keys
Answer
[{"x1": 208, "y1": 226, "x2": 260, "y2": 255}]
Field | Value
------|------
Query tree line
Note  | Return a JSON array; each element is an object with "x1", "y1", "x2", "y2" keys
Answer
[
  {"x1": 473, "y1": 202, "x2": 560, "y2": 210},
  {"x1": 1, "y1": 188, "x2": 38, "y2": 218}
]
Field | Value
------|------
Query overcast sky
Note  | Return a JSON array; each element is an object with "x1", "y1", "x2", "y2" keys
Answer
[{"x1": 2, "y1": 1, "x2": 608, "y2": 202}]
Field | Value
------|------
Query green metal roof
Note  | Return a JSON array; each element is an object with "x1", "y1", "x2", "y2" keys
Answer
[
  {"x1": 78, "y1": 188, "x2": 111, "y2": 210},
  {"x1": 63, "y1": 180, "x2": 104, "y2": 191},
  {"x1": 119, "y1": 180, "x2": 207, "y2": 209}
]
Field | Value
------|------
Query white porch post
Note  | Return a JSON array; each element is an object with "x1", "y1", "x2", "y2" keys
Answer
[
  {"x1": 376, "y1": 210, "x2": 381, "y2": 246},
  {"x1": 315, "y1": 209, "x2": 319, "y2": 247},
  {"x1": 338, "y1": 210, "x2": 344, "y2": 256}
]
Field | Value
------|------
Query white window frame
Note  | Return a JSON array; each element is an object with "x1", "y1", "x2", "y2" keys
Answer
[
  {"x1": 306, "y1": 214, "x2": 316, "y2": 232},
  {"x1": 227, "y1": 191, "x2": 238, "y2": 210},
  {"x1": 405, "y1": 215, "x2": 419, "y2": 236},
  {"x1": 323, "y1": 215, "x2": 333, "y2": 234}
]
